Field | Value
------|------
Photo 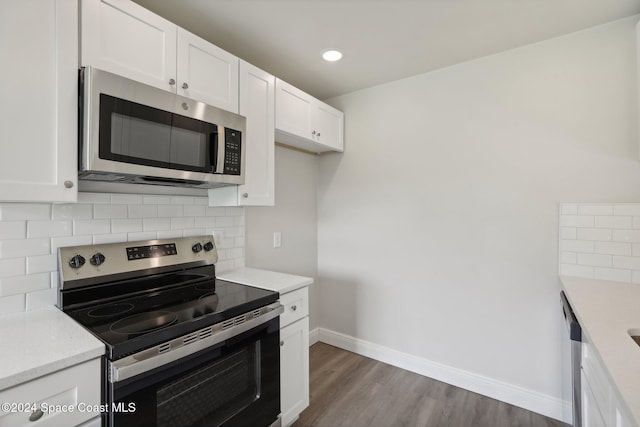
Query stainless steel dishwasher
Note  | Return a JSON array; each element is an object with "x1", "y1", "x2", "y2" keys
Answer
[{"x1": 561, "y1": 291, "x2": 582, "y2": 427}]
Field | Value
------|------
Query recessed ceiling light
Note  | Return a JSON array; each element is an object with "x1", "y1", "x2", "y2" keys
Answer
[{"x1": 322, "y1": 49, "x2": 343, "y2": 62}]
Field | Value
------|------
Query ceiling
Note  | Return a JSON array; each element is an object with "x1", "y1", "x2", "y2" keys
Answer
[{"x1": 132, "y1": 0, "x2": 640, "y2": 100}]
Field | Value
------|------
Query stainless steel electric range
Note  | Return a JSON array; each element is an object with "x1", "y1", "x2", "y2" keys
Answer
[{"x1": 58, "y1": 236, "x2": 282, "y2": 427}]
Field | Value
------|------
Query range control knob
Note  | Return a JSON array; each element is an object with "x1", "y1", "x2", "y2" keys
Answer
[
  {"x1": 90, "y1": 252, "x2": 106, "y2": 266},
  {"x1": 203, "y1": 241, "x2": 214, "y2": 252},
  {"x1": 69, "y1": 255, "x2": 86, "y2": 269},
  {"x1": 192, "y1": 243, "x2": 203, "y2": 253}
]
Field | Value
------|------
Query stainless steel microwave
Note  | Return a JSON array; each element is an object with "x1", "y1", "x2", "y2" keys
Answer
[{"x1": 79, "y1": 67, "x2": 246, "y2": 188}]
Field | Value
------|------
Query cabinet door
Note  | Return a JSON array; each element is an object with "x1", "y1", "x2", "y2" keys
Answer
[
  {"x1": 0, "y1": 0, "x2": 77, "y2": 202},
  {"x1": 177, "y1": 28, "x2": 239, "y2": 113},
  {"x1": 81, "y1": 0, "x2": 177, "y2": 92},
  {"x1": 313, "y1": 101, "x2": 344, "y2": 152},
  {"x1": 209, "y1": 61, "x2": 274, "y2": 206},
  {"x1": 280, "y1": 317, "x2": 310, "y2": 427},
  {"x1": 582, "y1": 371, "x2": 608, "y2": 427},
  {"x1": 276, "y1": 79, "x2": 314, "y2": 140}
]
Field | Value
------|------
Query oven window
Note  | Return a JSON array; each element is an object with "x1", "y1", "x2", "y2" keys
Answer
[
  {"x1": 157, "y1": 345, "x2": 259, "y2": 427},
  {"x1": 99, "y1": 94, "x2": 217, "y2": 173}
]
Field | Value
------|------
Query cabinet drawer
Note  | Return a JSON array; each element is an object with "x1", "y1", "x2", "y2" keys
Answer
[
  {"x1": 279, "y1": 287, "x2": 308, "y2": 328},
  {"x1": 0, "y1": 358, "x2": 101, "y2": 427}
]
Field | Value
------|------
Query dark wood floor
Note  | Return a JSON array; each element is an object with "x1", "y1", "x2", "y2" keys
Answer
[{"x1": 292, "y1": 343, "x2": 568, "y2": 427}]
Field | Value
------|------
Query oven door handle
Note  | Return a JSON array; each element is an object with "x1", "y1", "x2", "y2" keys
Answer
[{"x1": 109, "y1": 302, "x2": 283, "y2": 383}]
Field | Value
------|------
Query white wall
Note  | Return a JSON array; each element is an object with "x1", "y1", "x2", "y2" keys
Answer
[
  {"x1": 318, "y1": 16, "x2": 640, "y2": 420},
  {"x1": 245, "y1": 145, "x2": 319, "y2": 330},
  {"x1": 0, "y1": 193, "x2": 245, "y2": 313}
]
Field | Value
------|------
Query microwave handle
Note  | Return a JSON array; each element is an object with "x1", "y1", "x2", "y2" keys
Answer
[{"x1": 213, "y1": 127, "x2": 226, "y2": 174}]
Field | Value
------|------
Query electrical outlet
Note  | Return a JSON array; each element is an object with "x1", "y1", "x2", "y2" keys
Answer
[{"x1": 273, "y1": 232, "x2": 282, "y2": 248}]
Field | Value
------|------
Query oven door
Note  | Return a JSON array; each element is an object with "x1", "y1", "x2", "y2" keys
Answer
[{"x1": 106, "y1": 316, "x2": 280, "y2": 427}]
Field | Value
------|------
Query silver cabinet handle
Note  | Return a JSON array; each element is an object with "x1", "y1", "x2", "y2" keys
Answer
[
  {"x1": 182, "y1": 102, "x2": 189, "y2": 111},
  {"x1": 242, "y1": 193, "x2": 248, "y2": 198},
  {"x1": 312, "y1": 130, "x2": 316, "y2": 136},
  {"x1": 280, "y1": 340, "x2": 284, "y2": 347},
  {"x1": 29, "y1": 409, "x2": 44, "y2": 422},
  {"x1": 317, "y1": 132, "x2": 321, "y2": 137},
  {"x1": 182, "y1": 82, "x2": 189, "y2": 89},
  {"x1": 169, "y1": 78, "x2": 176, "y2": 86},
  {"x1": 64, "y1": 180, "x2": 74, "y2": 189},
  {"x1": 291, "y1": 305, "x2": 297, "y2": 311}
]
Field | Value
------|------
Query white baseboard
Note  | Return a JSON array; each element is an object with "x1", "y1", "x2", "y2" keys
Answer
[
  {"x1": 316, "y1": 327, "x2": 571, "y2": 424},
  {"x1": 309, "y1": 327, "x2": 320, "y2": 346}
]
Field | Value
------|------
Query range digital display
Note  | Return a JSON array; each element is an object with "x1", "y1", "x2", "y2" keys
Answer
[{"x1": 126, "y1": 243, "x2": 177, "y2": 261}]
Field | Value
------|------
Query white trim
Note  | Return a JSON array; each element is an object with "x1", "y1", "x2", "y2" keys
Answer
[
  {"x1": 317, "y1": 327, "x2": 571, "y2": 424},
  {"x1": 309, "y1": 327, "x2": 320, "y2": 346}
]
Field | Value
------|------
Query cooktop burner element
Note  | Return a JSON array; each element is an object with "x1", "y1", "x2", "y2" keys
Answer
[
  {"x1": 110, "y1": 311, "x2": 178, "y2": 335},
  {"x1": 87, "y1": 302, "x2": 134, "y2": 318},
  {"x1": 57, "y1": 236, "x2": 279, "y2": 360}
]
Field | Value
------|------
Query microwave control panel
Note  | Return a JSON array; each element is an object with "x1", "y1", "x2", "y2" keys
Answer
[{"x1": 223, "y1": 128, "x2": 242, "y2": 175}]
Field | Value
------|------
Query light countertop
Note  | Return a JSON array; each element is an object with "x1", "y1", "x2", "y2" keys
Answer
[
  {"x1": 218, "y1": 267, "x2": 313, "y2": 294},
  {"x1": 0, "y1": 307, "x2": 104, "y2": 391},
  {"x1": 561, "y1": 275, "x2": 640, "y2": 426}
]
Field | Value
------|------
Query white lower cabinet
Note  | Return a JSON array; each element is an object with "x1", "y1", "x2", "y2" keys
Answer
[
  {"x1": 0, "y1": 358, "x2": 101, "y2": 427},
  {"x1": 582, "y1": 336, "x2": 636, "y2": 427},
  {"x1": 278, "y1": 287, "x2": 310, "y2": 427}
]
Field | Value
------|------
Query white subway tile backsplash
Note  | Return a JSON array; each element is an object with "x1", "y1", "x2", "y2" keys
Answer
[
  {"x1": 560, "y1": 264, "x2": 594, "y2": 278},
  {"x1": 612, "y1": 230, "x2": 640, "y2": 243},
  {"x1": 613, "y1": 205, "x2": 640, "y2": 216},
  {"x1": 578, "y1": 205, "x2": 613, "y2": 216},
  {"x1": 128, "y1": 204, "x2": 158, "y2": 218},
  {"x1": 560, "y1": 215, "x2": 594, "y2": 228},
  {"x1": 594, "y1": 268, "x2": 632, "y2": 283},
  {"x1": 27, "y1": 220, "x2": 72, "y2": 238},
  {"x1": 93, "y1": 233, "x2": 128, "y2": 244},
  {"x1": 0, "y1": 258, "x2": 26, "y2": 278},
  {"x1": 52, "y1": 204, "x2": 93, "y2": 220},
  {"x1": 594, "y1": 216, "x2": 632, "y2": 229},
  {"x1": 111, "y1": 219, "x2": 143, "y2": 233},
  {"x1": 0, "y1": 192, "x2": 244, "y2": 312},
  {"x1": 26, "y1": 254, "x2": 57, "y2": 275},
  {"x1": 184, "y1": 205, "x2": 206, "y2": 217},
  {"x1": 158, "y1": 205, "x2": 184, "y2": 217},
  {"x1": 560, "y1": 240, "x2": 594, "y2": 253},
  {"x1": 0, "y1": 221, "x2": 26, "y2": 239},
  {"x1": 73, "y1": 219, "x2": 111, "y2": 235},
  {"x1": 613, "y1": 256, "x2": 640, "y2": 270},
  {"x1": 171, "y1": 217, "x2": 194, "y2": 230},
  {"x1": 594, "y1": 241, "x2": 632, "y2": 256},
  {"x1": 560, "y1": 204, "x2": 578, "y2": 215},
  {"x1": 51, "y1": 235, "x2": 93, "y2": 252},
  {"x1": 94, "y1": 204, "x2": 127, "y2": 219},
  {"x1": 0, "y1": 238, "x2": 50, "y2": 258},
  {"x1": 143, "y1": 218, "x2": 171, "y2": 232},
  {"x1": 577, "y1": 253, "x2": 611, "y2": 267},
  {"x1": 0, "y1": 203, "x2": 51, "y2": 220},
  {"x1": 25, "y1": 288, "x2": 56, "y2": 310},
  {"x1": 0, "y1": 294, "x2": 25, "y2": 314},
  {"x1": 576, "y1": 228, "x2": 611, "y2": 241},
  {"x1": 127, "y1": 231, "x2": 158, "y2": 241},
  {"x1": 560, "y1": 227, "x2": 576, "y2": 240},
  {"x1": 111, "y1": 194, "x2": 143, "y2": 205},
  {"x1": 559, "y1": 203, "x2": 640, "y2": 284},
  {"x1": 0, "y1": 273, "x2": 50, "y2": 296}
]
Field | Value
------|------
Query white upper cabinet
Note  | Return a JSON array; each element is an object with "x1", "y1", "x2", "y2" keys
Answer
[
  {"x1": 0, "y1": 0, "x2": 78, "y2": 202},
  {"x1": 177, "y1": 28, "x2": 239, "y2": 113},
  {"x1": 275, "y1": 79, "x2": 344, "y2": 153},
  {"x1": 209, "y1": 61, "x2": 275, "y2": 206},
  {"x1": 81, "y1": 0, "x2": 177, "y2": 92},
  {"x1": 81, "y1": 0, "x2": 239, "y2": 113}
]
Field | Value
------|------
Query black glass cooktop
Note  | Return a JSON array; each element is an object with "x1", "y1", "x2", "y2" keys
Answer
[{"x1": 63, "y1": 266, "x2": 278, "y2": 360}]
